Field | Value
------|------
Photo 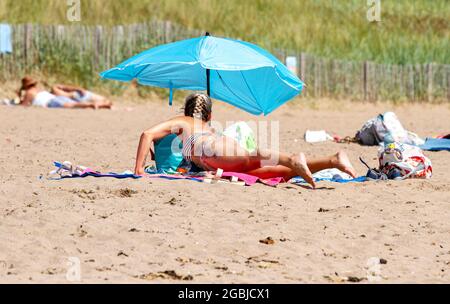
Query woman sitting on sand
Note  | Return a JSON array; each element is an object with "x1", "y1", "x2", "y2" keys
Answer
[
  {"x1": 134, "y1": 93, "x2": 357, "y2": 188},
  {"x1": 18, "y1": 76, "x2": 112, "y2": 109}
]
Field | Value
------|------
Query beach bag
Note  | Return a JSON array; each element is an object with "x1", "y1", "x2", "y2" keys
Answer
[
  {"x1": 223, "y1": 121, "x2": 257, "y2": 153},
  {"x1": 378, "y1": 142, "x2": 432, "y2": 179},
  {"x1": 355, "y1": 115, "x2": 387, "y2": 145},
  {"x1": 356, "y1": 112, "x2": 423, "y2": 146},
  {"x1": 154, "y1": 134, "x2": 183, "y2": 173}
]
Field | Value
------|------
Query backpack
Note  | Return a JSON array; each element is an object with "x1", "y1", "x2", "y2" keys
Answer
[
  {"x1": 378, "y1": 142, "x2": 432, "y2": 179},
  {"x1": 356, "y1": 112, "x2": 424, "y2": 146}
]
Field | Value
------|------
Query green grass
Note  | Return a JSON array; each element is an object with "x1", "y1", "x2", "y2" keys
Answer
[{"x1": 0, "y1": 0, "x2": 448, "y2": 64}]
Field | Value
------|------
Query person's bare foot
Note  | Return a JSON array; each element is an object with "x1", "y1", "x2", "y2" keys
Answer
[
  {"x1": 96, "y1": 101, "x2": 113, "y2": 110},
  {"x1": 103, "y1": 100, "x2": 113, "y2": 109},
  {"x1": 332, "y1": 151, "x2": 357, "y2": 178},
  {"x1": 291, "y1": 153, "x2": 316, "y2": 189}
]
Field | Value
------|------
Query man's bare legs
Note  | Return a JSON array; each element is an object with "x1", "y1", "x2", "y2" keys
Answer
[
  {"x1": 89, "y1": 93, "x2": 113, "y2": 109},
  {"x1": 92, "y1": 101, "x2": 113, "y2": 110},
  {"x1": 53, "y1": 86, "x2": 112, "y2": 110},
  {"x1": 62, "y1": 101, "x2": 112, "y2": 110},
  {"x1": 63, "y1": 102, "x2": 96, "y2": 109}
]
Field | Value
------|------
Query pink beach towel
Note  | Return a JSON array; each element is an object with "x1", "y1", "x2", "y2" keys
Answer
[{"x1": 220, "y1": 172, "x2": 283, "y2": 186}]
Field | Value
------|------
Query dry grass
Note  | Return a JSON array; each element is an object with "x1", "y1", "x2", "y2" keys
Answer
[{"x1": 0, "y1": 0, "x2": 448, "y2": 64}]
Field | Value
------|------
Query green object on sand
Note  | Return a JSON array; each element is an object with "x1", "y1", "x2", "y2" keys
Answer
[{"x1": 223, "y1": 122, "x2": 257, "y2": 153}]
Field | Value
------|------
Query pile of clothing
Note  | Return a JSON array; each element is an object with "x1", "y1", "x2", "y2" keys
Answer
[
  {"x1": 307, "y1": 112, "x2": 449, "y2": 181},
  {"x1": 351, "y1": 112, "x2": 450, "y2": 180}
]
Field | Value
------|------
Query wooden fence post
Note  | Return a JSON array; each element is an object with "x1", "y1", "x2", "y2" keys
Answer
[
  {"x1": 363, "y1": 61, "x2": 369, "y2": 101},
  {"x1": 300, "y1": 52, "x2": 306, "y2": 81},
  {"x1": 313, "y1": 56, "x2": 318, "y2": 98},
  {"x1": 24, "y1": 23, "x2": 31, "y2": 68},
  {"x1": 299, "y1": 52, "x2": 306, "y2": 97},
  {"x1": 408, "y1": 64, "x2": 414, "y2": 101},
  {"x1": 427, "y1": 63, "x2": 433, "y2": 102},
  {"x1": 94, "y1": 25, "x2": 102, "y2": 70},
  {"x1": 165, "y1": 21, "x2": 172, "y2": 43},
  {"x1": 399, "y1": 64, "x2": 404, "y2": 101}
]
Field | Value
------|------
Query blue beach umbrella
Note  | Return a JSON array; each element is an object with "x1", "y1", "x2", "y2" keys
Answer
[{"x1": 100, "y1": 34, "x2": 304, "y2": 115}]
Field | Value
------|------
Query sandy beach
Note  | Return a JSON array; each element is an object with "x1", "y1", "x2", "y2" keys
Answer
[{"x1": 1, "y1": 97, "x2": 449, "y2": 283}]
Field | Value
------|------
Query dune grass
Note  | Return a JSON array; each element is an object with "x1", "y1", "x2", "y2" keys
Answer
[{"x1": 0, "y1": 0, "x2": 448, "y2": 64}]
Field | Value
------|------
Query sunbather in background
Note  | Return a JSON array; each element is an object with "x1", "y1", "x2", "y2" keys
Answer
[
  {"x1": 52, "y1": 83, "x2": 112, "y2": 109},
  {"x1": 17, "y1": 76, "x2": 112, "y2": 109},
  {"x1": 134, "y1": 93, "x2": 357, "y2": 188}
]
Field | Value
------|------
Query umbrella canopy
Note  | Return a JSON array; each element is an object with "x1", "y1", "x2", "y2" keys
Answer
[{"x1": 100, "y1": 35, "x2": 304, "y2": 115}]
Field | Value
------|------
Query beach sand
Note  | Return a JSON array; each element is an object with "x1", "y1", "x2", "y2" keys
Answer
[{"x1": 1, "y1": 98, "x2": 449, "y2": 283}]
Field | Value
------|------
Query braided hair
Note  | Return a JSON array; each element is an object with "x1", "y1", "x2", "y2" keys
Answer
[{"x1": 184, "y1": 93, "x2": 212, "y2": 122}]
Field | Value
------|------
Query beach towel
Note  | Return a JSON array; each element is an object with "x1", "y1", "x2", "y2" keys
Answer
[
  {"x1": 218, "y1": 170, "x2": 283, "y2": 186},
  {"x1": 49, "y1": 162, "x2": 367, "y2": 187},
  {"x1": 290, "y1": 168, "x2": 367, "y2": 184},
  {"x1": 48, "y1": 162, "x2": 280, "y2": 186},
  {"x1": 419, "y1": 138, "x2": 450, "y2": 152},
  {"x1": 0, "y1": 24, "x2": 12, "y2": 54},
  {"x1": 145, "y1": 166, "x2": 283, "y2": 186},
  {"x1": 49, "y1": 161, "x2": 204, "y2": 182}
]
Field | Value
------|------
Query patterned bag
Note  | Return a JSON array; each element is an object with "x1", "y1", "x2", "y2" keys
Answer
[{"x1": 378, "y1": 142, "x2": 432, "y2": 179}]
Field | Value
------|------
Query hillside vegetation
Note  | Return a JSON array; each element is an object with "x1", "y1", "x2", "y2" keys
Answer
[{"x1": 0, "y1": 0, "x2": 449, "y2": 64}]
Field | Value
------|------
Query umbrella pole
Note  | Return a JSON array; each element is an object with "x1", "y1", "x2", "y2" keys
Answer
[
  {"x1": 205, "y1": 32, "x2": 211, "y2": 97},
  {"x1": 206, "y1": 69, "x2": 211, "y2": 96}
]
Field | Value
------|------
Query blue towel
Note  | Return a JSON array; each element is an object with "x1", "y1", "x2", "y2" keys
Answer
[
  {"x1": 420, "y1": 138, "x2": 450, "y2": 152},
  {"x1": 291, "y1": 176, "x2": 367, "y2": 184},
  {"x1": 290, "y1": 169, "x2": 368, "y2": 184},
  {"x1": 49, "y1": 161, "x2": 203, "y2": 183},
  {"x1": 154, "y1": 134, "x2": 183, "y2": 173},
  {"x1": 0, "y1": 23, "x2": 12, "y2": 54}
]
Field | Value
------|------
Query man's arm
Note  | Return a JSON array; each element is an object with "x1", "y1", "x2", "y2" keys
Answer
[
  {"x1": 53, "y1": 84, "x2": 85, "y2": 93},
  {"x1": 19, "y1": 91, "x2": 34, "y2": 106}
]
